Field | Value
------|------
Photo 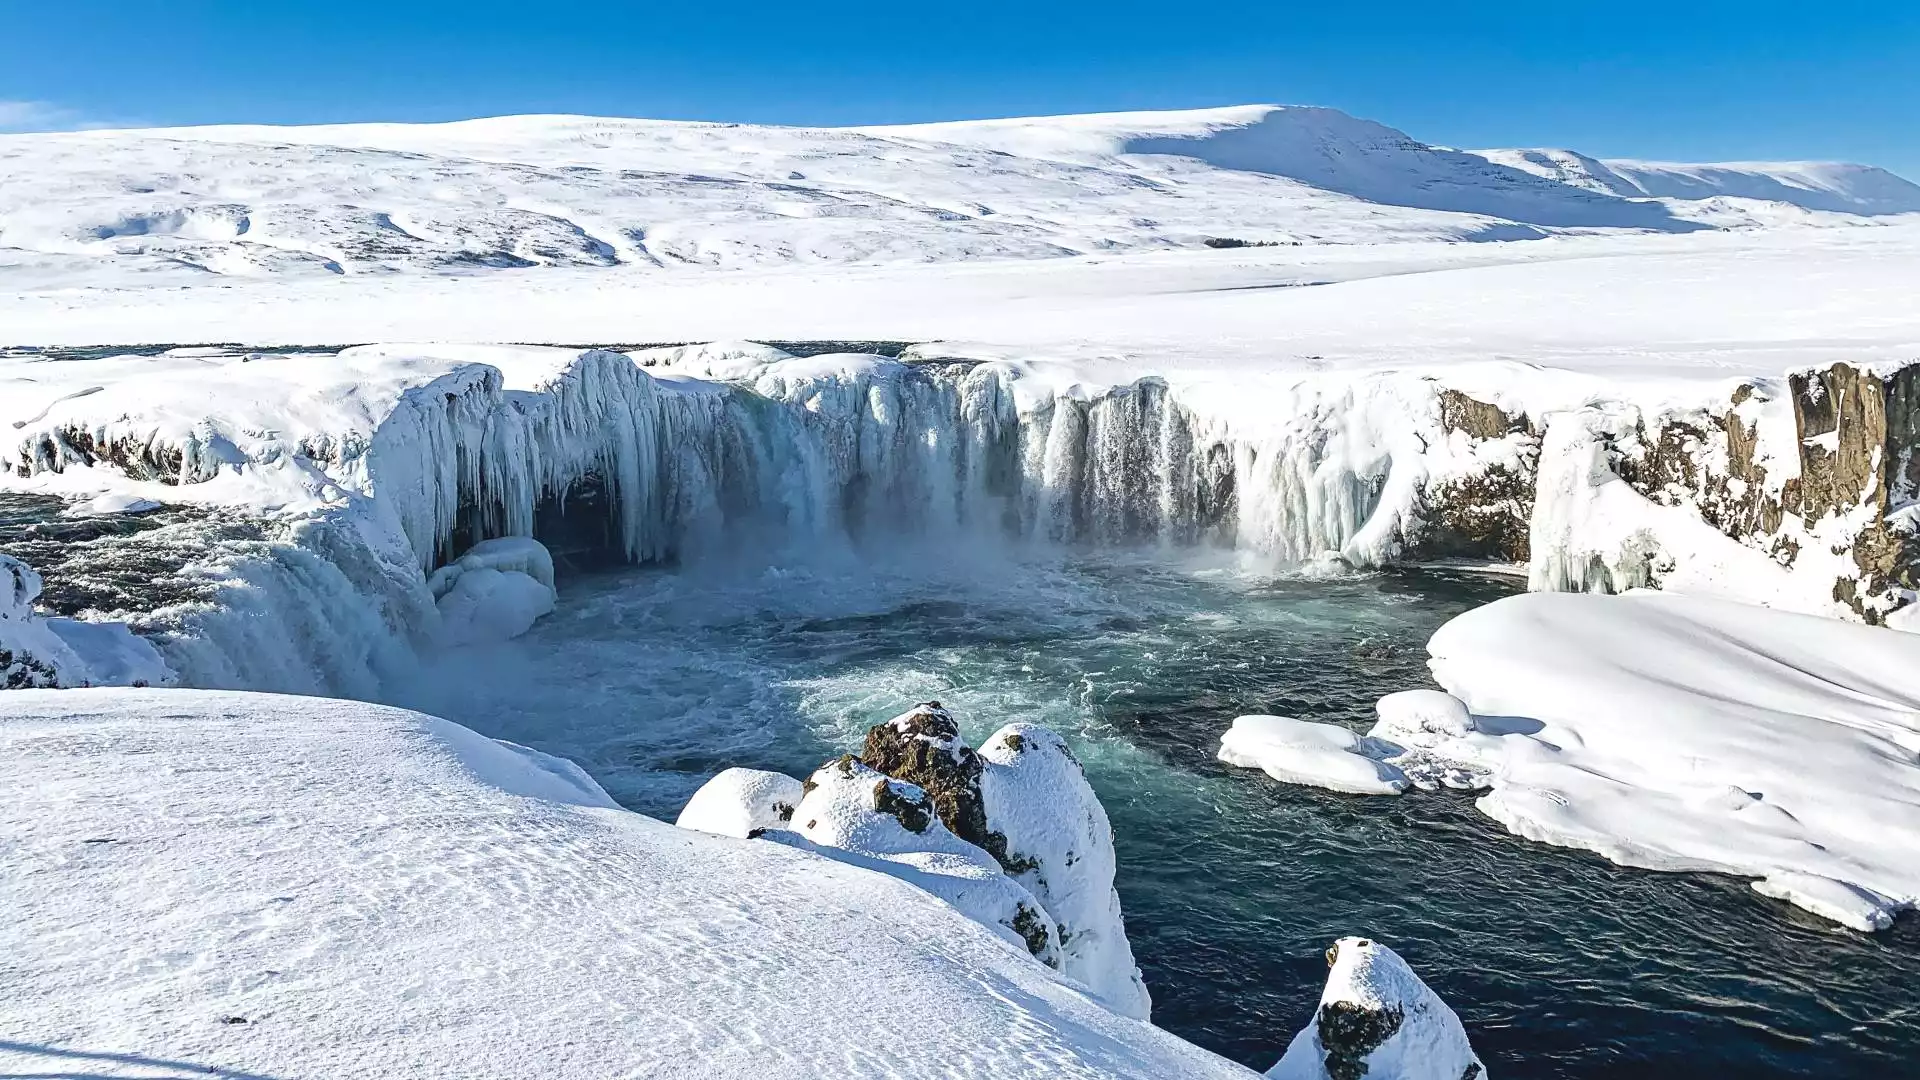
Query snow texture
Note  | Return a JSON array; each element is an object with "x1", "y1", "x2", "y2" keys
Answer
[
  {"x1": 1424, "y1": 591, "x2": 1920, "y2": 931},
  {"x1": 1267, "y1": 937, "x2": 1486, "y2": 1080},
  {"x1": 979, "y1": 722, "x2": 1153, "y2": 1019},
  {"x1": 675, "y1": 766, "x2": 806, "y2": 839},
  {"x1": 0, "y1": 688, "x2": 1259, "y2": 1080}
]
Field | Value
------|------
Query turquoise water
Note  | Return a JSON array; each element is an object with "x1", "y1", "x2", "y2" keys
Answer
[{"x1": 398, "y1": 546, "x2": 1920, "y2": 1078}]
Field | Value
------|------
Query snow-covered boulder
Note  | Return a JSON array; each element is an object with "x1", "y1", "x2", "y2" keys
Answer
[
  {"x1": 784, "y1": 755, "x2": 1062, "y2": 965},
  {"x1": 679, "y1": 707, "x2": 1151, "y2": 1015},
  {"x1": 978, "y1": 722, "x2": 1152, "y2": 1019},
  {"x1": 1217, "y1": 715, "x2": 1408, "y2": 795},
  {"x1": 676, "y1": 766, "x2": 805, "y2": 838},
  {"x1": 429, "y1": 537, "x2": 559, "y2": 646},
  {"x1": 1268, "y1": 937, "x2": 1485, "y2": 1080}
]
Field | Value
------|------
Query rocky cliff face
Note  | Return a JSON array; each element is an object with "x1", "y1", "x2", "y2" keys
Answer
[{"x1": 1422, "y1": 360, "x2": 1920, "y2": 622}]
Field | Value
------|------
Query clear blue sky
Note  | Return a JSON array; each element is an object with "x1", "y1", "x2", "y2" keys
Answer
[{"x1": 3, "y1": 1, "x2": 1916, "y2": 173}]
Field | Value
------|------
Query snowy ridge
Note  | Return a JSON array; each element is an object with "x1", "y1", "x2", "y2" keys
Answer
[
  {"x1": 1475, "y1": 147, "x2": 1920, "y2": 216},
  {"x1": 5, "y1": 103, "x2": 1913, "y2": 290},
  {"x1": 0, "y1": 688, "x2": 1258, "y2": 1079}
]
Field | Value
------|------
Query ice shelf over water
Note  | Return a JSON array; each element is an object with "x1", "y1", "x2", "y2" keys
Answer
[{"x1": 1222, "y1": 591, "x2": 1920, "y2": 932}]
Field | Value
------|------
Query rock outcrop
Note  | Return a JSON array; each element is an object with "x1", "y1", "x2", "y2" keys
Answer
[
  {"x1": 1421, "y1": 360, "x2": 1920, "y2": 622},
  {"x1": 1268, "y1": 937, "x2": 1486, "y2": 1080},
  {"x1": 676, "y1": 704, "x2": 1151, "y2": 1018}
]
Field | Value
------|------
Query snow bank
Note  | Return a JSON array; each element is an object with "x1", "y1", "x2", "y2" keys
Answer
[
  {"x1": 1423, "y1": 591, "x2": 1920, "y2": 931},
  {"x1": 1268, "y1": 937, "x2": 1486, "y2": 1080},
  {"x1": 0, "y1": 688, "x2": 1258, "y2": 1079}
]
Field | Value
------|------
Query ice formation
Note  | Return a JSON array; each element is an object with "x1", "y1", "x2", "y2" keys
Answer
[
  {"x1": 3, "y1": 329, "x2": 1919, "y2": 711},
  {"x1": 1267, "y1": 937, "x2": 1486, "y2": 1080},
  {"x1": 0, "y1": 554, "x2": 170, "y2": 689},
  {"x1": 428, "y1": 537, "x2": 558, "y2": 646},
  {"x1": 0, "y1": 688, "x2": 1259, "y2": 1080},
  {"x1": 1217, "y1": 715, "x2": 1409, "y2": 796}
]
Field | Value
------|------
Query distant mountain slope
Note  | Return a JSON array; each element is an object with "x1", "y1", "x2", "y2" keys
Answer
[
  {"x1": 1476, "y1": 148, "x2": 1920, "y2": 215},
  {"x1": 883, "y1": 105, "x2": 1697, "y2": 230},
  {"x1": 0, "y1": 104, "x2": 1905, "y2": 287}
]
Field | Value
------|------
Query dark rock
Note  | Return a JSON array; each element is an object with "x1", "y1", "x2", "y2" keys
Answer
[{"x1": 860, "y1": 703, "x2": 993, "y2": 852}]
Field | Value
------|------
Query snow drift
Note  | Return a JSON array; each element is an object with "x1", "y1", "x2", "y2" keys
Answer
[
  {"x1": 0, "y1": 688, "x2": 1257, "y2": 1079},
  {"x1": 1226, "y1": 589, "x2": 1920, "y2": 932}
]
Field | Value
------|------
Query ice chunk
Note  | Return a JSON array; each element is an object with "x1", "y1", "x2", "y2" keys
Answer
[
  {"x1": 676, "y1": 767, "x2": 805, "y2": 839},
  {"x1": 1218, "y1": 715, "x2": 1408, "y2": 795},
  {"x1": 435, "y1": 567, "x2": 556, "y2": 646},
  {"x1": 979, "y1": 722, "x2": 1152, "y2": 1019},
  {"x1": 427, "y1": 536, "x2": 557, "y2": 597},
  {"x1": 62, "y1": 492, "x2": 163, "y2": 517},
  {"x1": 1368, "y1": 689, "x2": 1472, "y2": 748},
  {"x1": 1268, "y1": 937, "x2": 1486, "y2": 1080}
]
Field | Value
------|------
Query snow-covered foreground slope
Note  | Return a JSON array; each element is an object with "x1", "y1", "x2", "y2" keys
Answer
[
  {"x1": 0, "y1": 688, "x2": 1259, "y2": 1080},
  {"x1": 3, "y1": 102, "x2": 1913, "y2": 292}
]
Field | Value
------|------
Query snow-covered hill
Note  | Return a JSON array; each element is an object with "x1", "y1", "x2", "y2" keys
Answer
[
  {"x1": 6, "y1": 103, "x2": 1911, "y2": 288},
  {"x1": 1474, "y1": 147, "x2": 1920, "y2": 215}
]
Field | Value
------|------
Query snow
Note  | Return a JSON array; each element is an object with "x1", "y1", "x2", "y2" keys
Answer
[
  {"x1": 675, "y1": 766, "x2": 806, "y2": 838},
  {"x1": 1422, "y1": 591, "x2": 1920, "y2": 931},
  {"x1": 783, "y1": 755, "x2": 1064, "y2": 967},
  {"x1": 432, "y1": 566, "x2": 556, "y2": 646},
  {"x1": 0, "y1": 688, "x2": 1259, "y2": 1080},
  {"x1": 1267, "y1": 937, "x2": 1485, "y2": 1080},
  {"x1": 978, "y1": 722, "x2": 1153, "y2": 1020},
  {"x1": 427, "y1": 537, "x2": 558, "y2": 646},
  {"x1": 0, "y1": 554, "x2": 170, "y2": 689},
  {"x1": 1217, "y1": 714, "x2": 1409, "y2": 796},
  {"x1": 1474, "y1": 147, "x2": 1920, "y2": 216}
]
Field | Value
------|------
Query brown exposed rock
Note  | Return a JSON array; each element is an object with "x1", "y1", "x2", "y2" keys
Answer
[
  {"x1": 1419, "y1": 389, "x2": 1536, "y2": 562},
  {"x1": 860, "y1": 702, "x2": 993, "y2": 852}
]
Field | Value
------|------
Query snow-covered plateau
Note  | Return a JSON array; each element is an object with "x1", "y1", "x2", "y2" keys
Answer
[{"x1": 4, "y1": 102, "x2": 1920, "y2": 1075}]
